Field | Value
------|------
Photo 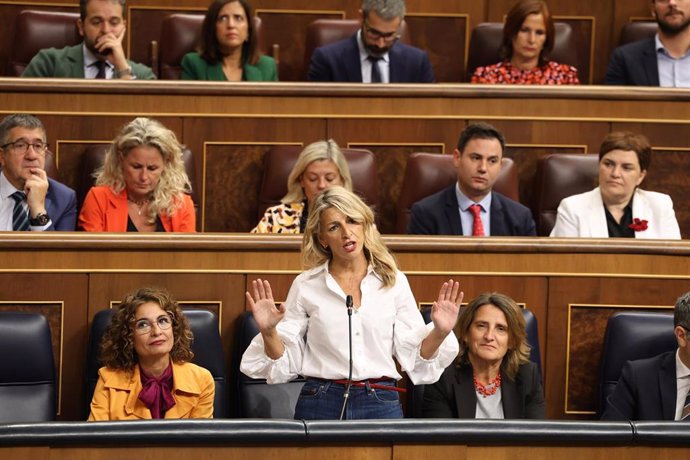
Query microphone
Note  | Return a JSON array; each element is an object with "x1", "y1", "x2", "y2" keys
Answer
[{"x1": 339, "y1": 295, "x2": 354, "y2": 420}]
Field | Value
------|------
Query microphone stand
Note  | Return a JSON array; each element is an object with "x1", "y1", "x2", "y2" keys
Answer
[{"x1": 339, "y1": 294, "x2": 354, "y2": 420}]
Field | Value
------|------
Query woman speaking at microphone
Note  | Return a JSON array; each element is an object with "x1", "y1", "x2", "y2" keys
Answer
[{"x1": 241, "y1": 187, "x2": 461, "y2": 419}]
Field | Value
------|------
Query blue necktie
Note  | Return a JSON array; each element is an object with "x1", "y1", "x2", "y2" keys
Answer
[
  {"x1": 11, "y1": 191, "x2": 29, "y2": 231},
  {"x1": 681, "y1": 386, "x2": 690, "y2": 420}
]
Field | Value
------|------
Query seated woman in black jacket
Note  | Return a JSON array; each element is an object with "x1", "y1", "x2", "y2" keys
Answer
[{"x1": 423, "y1": 292, "x2": 544, "y2": 419}]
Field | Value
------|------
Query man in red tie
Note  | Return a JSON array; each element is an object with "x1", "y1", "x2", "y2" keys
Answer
[
  {"x1": 602, "y1": 291, "x2": 690, "y2": 421},
  {"x1": 408, "y1": 122, "x2": 535, "y2": 236}
]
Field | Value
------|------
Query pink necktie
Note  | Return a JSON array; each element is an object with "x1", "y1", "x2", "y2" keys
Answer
[{"x1": 469, "y1": 204, "x2": 485, "y2": 236}]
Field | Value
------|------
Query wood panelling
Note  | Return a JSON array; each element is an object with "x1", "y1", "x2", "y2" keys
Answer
[
  {"x1": 2, "y1": 235, "x2": 690, "y2": 420},
  {"x1": 0, "y1": 1, "x2": 665, "y2": 83}
]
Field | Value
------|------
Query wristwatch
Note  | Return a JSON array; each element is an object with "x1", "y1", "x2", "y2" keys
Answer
[
  {"x1": 29, "y1": 212, "x2": 50, "y2": 226},
  {"x1": 115, "y1": 66, "x2": 133, "y2": 78}
]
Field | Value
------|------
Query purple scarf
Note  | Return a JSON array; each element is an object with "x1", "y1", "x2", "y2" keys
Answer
[{"x1": 138, "y1": 363, "x2": 176, "y2": 419}]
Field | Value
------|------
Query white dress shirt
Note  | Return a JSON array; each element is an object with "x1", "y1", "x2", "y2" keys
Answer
[
  {"x1": 83, "y1": 44, "x2": 114, "y2": 79},
  {"x1": 241, "y1": 262, "x2": 459, "y2": 385},
  {"x1": 674, "y1": 349, "x2": 690, "y2": 420}
]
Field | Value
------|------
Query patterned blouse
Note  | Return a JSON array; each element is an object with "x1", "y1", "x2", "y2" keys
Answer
[
  {"x1": 471, "y1": 60, "x2": 580, "y2": 85},
  {"x1": 251, "y1": 201, "x2": 306, "y2": 234}
]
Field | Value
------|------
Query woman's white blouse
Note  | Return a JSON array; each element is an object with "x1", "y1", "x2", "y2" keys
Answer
[{"x1": 240, "y1": 263, "x2": 459, "y2": 385}]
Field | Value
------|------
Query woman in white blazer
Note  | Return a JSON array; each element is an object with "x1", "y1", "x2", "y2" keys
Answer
[{"x1": 550, "y1": 132, "x2": 681, "y2": 239}]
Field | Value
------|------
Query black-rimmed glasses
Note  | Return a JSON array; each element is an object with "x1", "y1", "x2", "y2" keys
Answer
[{"x1": 0, "y1": 140, "x2": 48, "y2": 156}]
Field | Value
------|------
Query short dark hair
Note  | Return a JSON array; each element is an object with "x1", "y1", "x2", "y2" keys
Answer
[
  {"x1": 0, "y1": 114, "x2": 46, "y2": 146},
  {"x1": 674, "y1": 292, "x2": 690, "y2": 328},
  {"x1": 199, "y1": 0, "x2": 260, "y2": 67},
  {"x1": 501, "y1": 0, "x2": 555, "y2": 67},
  {"x1": 457, "y1": 122, "x2": 505, "y2": 154},
  {"x1": 598, "y1": 131, "x2": 652, "y2": 172},
  {"x1": 362, "y1": 0, "x2": 406, "y2": 20},
  {"x1": 79, "y1": 0, "x2": 126, "y2": 21},
  {"x1": 99, "y1": 286, "x2": 194, "y2": 371}
]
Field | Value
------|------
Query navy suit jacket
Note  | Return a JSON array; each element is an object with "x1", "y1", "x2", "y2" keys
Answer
[
  {"x1": 605, "y1": 37, "x2": 660, "y2": 86},
  {"x1": 422, "y1": 361, "x2": 545, "y2": 419},
  {"x1": 308, "y1": 34, "x2": 435, "y2": 83},
  {"x1": 407, "y1": 185, "x2": 536, "y2": 236},
  {"x1": 46, "y1": 178, "x2": 77, "y2": 231},
  {"x1": 601, "y1": 350, "x2": 677, "y2": 421}
]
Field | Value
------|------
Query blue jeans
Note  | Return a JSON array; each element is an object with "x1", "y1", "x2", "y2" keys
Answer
[{"x1": 293, "y1": 378, "x2": 403, "y2": 420}]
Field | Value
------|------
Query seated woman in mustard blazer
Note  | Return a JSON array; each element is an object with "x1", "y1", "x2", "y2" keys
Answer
[
  {"x1": 181, "y1": 0, "x2": 277, "y2": 81},
  {"x1": 88, "y1": 287, "x2": 214, "y2": 420},
  {"x1": 550, "y1": 131, "x2": 681, "y2": 239},
  {"x1": 78, "y1": 117, "x2": 195, "y2": 232}
]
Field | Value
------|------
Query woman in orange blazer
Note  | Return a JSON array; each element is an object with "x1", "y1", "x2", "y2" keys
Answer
[
  {"x1": 79, "y1": 117, "x2": 195, "y2": 232},
  {"x1": 88, "y1": 287, "x2": 214, "y2": 420}
]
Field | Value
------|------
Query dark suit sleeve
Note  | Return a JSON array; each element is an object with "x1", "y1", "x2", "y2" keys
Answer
[
  {"x1": 21, "y1": 49, "x2": 56, "y2": 78},
  {"x1": 51, "y1": 188, "x2": 77, "y2": 231},
  {"x1": 422, "y1": 368, "x2": 456, "y2": 418},
  {"x1": 524, "y1": 364, "x2": 546, "y2": 419},
  {"x1": 420, "y1": 52, "x2": 435, "y2": 83},
  {"x1": 408, "y1": 201, "x2": 434, "y2": 234},
  {"x1": 307, "y1": 47, "x2": 333, "y2": 82},
  {"x1": 604, "y1": 47, "x2": 628, "y2": 85},
  {"x1": 522, "y1": 210, "x2": 537, "y2": 236},
  {"x1": 601, "y1": 361, "x2": 637, "y2": 420}
]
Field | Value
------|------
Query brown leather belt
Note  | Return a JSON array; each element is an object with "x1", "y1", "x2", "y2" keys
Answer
[{"x1": 331, "y1": 378, "x2": 407, "y2": 393}]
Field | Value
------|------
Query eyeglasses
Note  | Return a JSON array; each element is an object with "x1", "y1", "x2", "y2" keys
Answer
[
  {"x1": 0, "y1": 139, "x2": 48, "y2": 156},
  {"x1": 133, "y1": 314, "x2": 173, "y2": 335},
  {"x1": 363, "y1": 21, "x2": 400, "y2": 43}
]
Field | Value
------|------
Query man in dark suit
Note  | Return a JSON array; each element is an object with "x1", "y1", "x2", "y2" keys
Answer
[
  {"x1": 22, "y1": 0, "x2": 154, "y2": 80},
  {"x1": 605, "y1": 0, "x2": 690, "y2": 86},
  {"x1": 408, "y1": 123, "x2": 535, "y2": 236},
  {"x1": 602, "y1": 291, "x2": 690, "y2": 421},
  {"x1": 0, "y1": 114, "x2": 77, "y2": 231},
  {"x1": 308, "y1": 0, "x2": 434, "y2": 83}
]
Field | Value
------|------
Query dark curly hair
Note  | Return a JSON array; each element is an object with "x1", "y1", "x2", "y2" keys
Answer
[{"x1": 99, "y1": 287, "x2": 194, "y2": 371}]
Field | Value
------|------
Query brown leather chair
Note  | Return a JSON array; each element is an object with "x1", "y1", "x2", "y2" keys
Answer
[
  {"x1": 256, "y1": 145, "x2": 379, "y2": 221},
  {"x1": 303, "y1": 19, "x2": 410, "y2": 80},
  {"x1": 10, "y1": 10, "x2": 81, "y2": 76},
  {"x1": 158, "y1": 13, "x2": 264, "y2": 80},
  {"x1": 396, "y1": 153, "x2": 519, "y2": 234},
  {"x1": 618, "y1": 21, "x2": 657, "y2": 46},
  {"x1": 76, "y1": 144, "x2": 198, "y2": 211},
  {"x1": 531, "y1": 153, "x2": 599, "y2": 236},
  {"x1": 466, "y1": 22, "x2": 578, "y2": 81}
]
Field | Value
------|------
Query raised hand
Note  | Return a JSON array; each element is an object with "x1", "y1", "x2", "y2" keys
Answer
[
  {"x1": 431, "y1": 279, "x2": 463, "y2": 335},
  {"x1": 245, "y1": 278, "x2": 286, "y2": 334},
  {"x1": 24, "y1": 167, "x2": 49, "y2": 216}
]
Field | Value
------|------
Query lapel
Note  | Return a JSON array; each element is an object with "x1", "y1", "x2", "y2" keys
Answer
[
  {"x1": 443, "y1": 185, "x2": 463, "y2": 234},
  {"x1": 631, "y1": 189, "x2": 652, "y2": 239},
  {"x1": 66, "y1": 44, "x2": 86, "y2": 78},
  {"x1": 107, "y1": 189, "x2": 129, "y2": 231},
  {"x1": 208, "y1": 61, "x2": 227, "y2": 81},
  {"x1": 640, "y1": 39, "x2": 660, "y2": 86},
  {"x1": 489, "y1": 192, "x2": 504, "y2": 236},
  {"x1": 105, "y1": 366, "x2": 151, "y2": 419},
  {"x1": 659, "y1": 351, "x2": 677, "y2": 420},
  {"x1": 345, "y1": 35, "x2": 363, "y2": 82},
  {"x1": 586, "y1": 188, "x2": 608, "y2": 237},
  {"x1": 44, "y1": 179, "x2": 57, "y2": 230},
  {"x1": 454, "y1": 364, "x2": 478, "y2": 418},
  {"x1": 388, "y1": 43, "x2": 401, "y2": 83},
  {"x1": 501, "y1": 372, "x2": 522, "y2": 418},
  {"x1": 164, "y1": 362, "x2": 202, "y2": 419},
  {"x1": 243, "y1": 63, "x2": 260, "y2": 81}
]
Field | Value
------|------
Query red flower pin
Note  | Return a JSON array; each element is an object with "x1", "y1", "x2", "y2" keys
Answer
[{"x1": 629, "y1": 218, "x2": 648, "y2": 232}]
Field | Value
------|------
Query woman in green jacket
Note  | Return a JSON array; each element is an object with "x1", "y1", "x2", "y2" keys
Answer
[{"x1": 181, "y1": 0, "x2": 277, "y2": 81}]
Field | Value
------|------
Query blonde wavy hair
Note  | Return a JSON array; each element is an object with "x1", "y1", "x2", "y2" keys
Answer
[
  {"x1": 95, "y1": 117, "x2": 192, "y2": 223},
  {"x1": 301, "y1": 186, "x2": 398, "y2": 287},
  {"x1": 281, "y1": 140, "x2": 353, "y2": 204},
  {"x1": 457, "y1": 292, "x2": 531, "y2": 380}
]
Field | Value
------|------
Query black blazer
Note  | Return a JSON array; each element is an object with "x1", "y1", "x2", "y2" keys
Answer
[
  {"x1": 422, "y1": 361, "x2": 545, "y2": 419},
  {"x1": 307, "y1": 34, "x2": 435, "y2": 83},
  {"x1": 601, "y1": 350, "x2": 677, "y2": 421},
  {"x1": 605, "y1": 37, "x2": 660, "y2": 86},
  {"x1": 407, "y1": 185, "x2": 536, "y2": 236}
]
